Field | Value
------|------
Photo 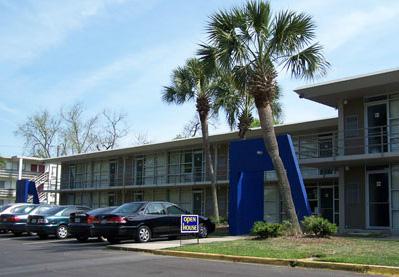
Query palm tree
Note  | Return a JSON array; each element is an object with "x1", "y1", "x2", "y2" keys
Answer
[
  {"x1": 162, "y1": 58, "x2": 220, "y2": 222},
  {"x1": 214, "y1": 71, "x2": 282, "y2": 139},
  {"x1": 200, "y1": 1, "x2": 329, "y2": 234}
]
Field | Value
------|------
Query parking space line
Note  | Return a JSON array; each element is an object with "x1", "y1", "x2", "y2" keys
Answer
[{"x1": 23, "y1": 238, "x2": 75, "y2": 245}]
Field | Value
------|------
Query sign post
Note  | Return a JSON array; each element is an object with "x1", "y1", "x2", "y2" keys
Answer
[{"x1": 180, "y1": 214, "x2": 199, "y2": 245}]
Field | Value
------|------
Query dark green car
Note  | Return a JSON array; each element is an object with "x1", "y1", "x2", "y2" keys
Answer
[{"x1": 26, "y1": 205, "x2": 90, "y2": 239}]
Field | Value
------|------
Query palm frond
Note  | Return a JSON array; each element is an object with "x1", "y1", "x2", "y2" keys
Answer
[{"x1": 282, "y1": 43, "x2": 330, "y2": 80}]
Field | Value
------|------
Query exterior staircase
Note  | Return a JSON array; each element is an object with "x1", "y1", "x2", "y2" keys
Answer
[{"x1": 27, "y1": 172, "x2": 49, "y2": 204}]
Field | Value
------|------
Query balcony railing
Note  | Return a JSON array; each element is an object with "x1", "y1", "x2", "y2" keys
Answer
[
  {"x1": 60, "y1": 170, "x2": 229, "y2": 190},
  {"x1": 0, "y1": 188, "x2": 15, "y2": 198},
  {"x1": 293, "y1": 124, "x2": 399, "y2": 159}
]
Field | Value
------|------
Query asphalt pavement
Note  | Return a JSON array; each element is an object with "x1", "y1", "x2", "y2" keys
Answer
[{"x1": 0, "y1": 233, "x2": 380, "y2": 277}]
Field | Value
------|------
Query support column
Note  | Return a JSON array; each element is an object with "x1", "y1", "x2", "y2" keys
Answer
[
  {"x1": 338, "y1": 101, "x2": 345, "y2": 156},
  {"x1": 18, "y1": 158, "x2": 23, "y2": 180},
  {"x1": 122, "y1": 157, "x2": 126, "y2": 203},
  {"x1": 338, "y1": 166, "x2": 345, "y2": 233}
]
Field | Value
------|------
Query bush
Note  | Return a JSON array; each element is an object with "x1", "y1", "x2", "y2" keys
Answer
[
  {"x1": 302, "y1": 215, "x2": 337, "y2": 237},
  {"x1": 251, "y1": 221, "x2": 283, "y2": 239}
]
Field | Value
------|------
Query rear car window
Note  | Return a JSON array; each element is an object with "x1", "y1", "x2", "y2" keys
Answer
[
  {"x1": 0, "y1": 204, "x2": 12, "y2": 212},
  {"x1": 145, "y1": 203, "x2": 166, "y2": 215},
  {"x1": 113, "y1": 203, "x2": 144, "y2": 214},
  {"x1": 37, "y1": 206, "x2": 65, "y2": 215},
  {"x1": 30, "y1": 206, "x2": 56, "y2": 215},
  {"x1": 10, "y1": 205, "x2": 37, "y2": 214},
  {"x1": 88, "y1": 207, "x2": 116, "y2": 215}
]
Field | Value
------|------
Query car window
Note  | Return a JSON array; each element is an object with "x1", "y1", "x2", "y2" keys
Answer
[
  {"x1": 10, "y1": 205, "x2": 36, "y2": 214},
  {"x1": 30, "y1": 206, "x2": 54, "y2": 215},
  {"x1": 88, "y1": 207, "x2": 116, "y2": 215},
  {"x1": 0, "y1": 204, "x2": 12, "y2": 212},
  {"x1": 165, "y1": 204, "x2": 186, "y2": 215},
  {"x1": 61, "y1": 207, "x2": 77, "y2": 216},
  {"x1": 37, "y1": 206, "x2": 64, "y2": 215},
  {"x1": 145, "y1": 203, "x2": 166, "y2": 215},
  {"x1": 113, "y1": 203, "x2": 144, "y2": 214}
]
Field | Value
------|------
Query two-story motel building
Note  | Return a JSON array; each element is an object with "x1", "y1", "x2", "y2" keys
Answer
[{"x1": 45, "y1": 68, "x2": 399, "y2": 234}]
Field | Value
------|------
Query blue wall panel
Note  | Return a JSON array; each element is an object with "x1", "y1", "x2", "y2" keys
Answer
[{"x1": 228, "y1": 135, "x2": 311, "y2": 235}]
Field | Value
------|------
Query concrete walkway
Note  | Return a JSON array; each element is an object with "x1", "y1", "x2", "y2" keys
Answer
[{"x1": 108, "y1": 236, "x2": 247, "y2": 251}]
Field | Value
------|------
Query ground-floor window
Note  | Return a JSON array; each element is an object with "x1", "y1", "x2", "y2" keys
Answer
[
  {"x1": 391, "y1": 165, "x2": 399, "y2": 230},
  {"x1": 305, "y1": 181, "x2": 339, "y2": 225}
]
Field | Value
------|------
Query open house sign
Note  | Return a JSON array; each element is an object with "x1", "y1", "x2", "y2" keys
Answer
[{"x1": 180, "y1": 214, "x2": 199, "y2": 234}]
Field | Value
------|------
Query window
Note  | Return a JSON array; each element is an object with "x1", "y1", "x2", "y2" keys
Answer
[
  {"x1": 0, "y1": 181, "x2": 5, "y2": 189},
  {"x1": 30, "y1": 164, "x2": 38, "y2": 172},
  {"x1": 145, "y1": 203, "x2": 166, "y2": 215},
  {"x1": 135, "y1": 158, "x2": 144, "y2": 185},
  {"x1": 345, "y1": 115, "x2": 359, "y2": 138},
  {"x1": 165, "y1": 204, "x2": 185, "y2": 215},
  {"x1": 61, "y1": 208, "x2": 77, "y2": 216},
  {"x1": 38, "y1": 165, "x2": 45, "y2": 173}
]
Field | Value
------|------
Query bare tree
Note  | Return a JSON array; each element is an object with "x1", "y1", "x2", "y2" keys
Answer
[
  {"x1": 133, "y1": 132, "x2": 152, "y2": 145},
  {"x1": 15, "y1": 110, "x2": 61, "y2": 158},
  {"x1": 96, "y1": 110, "x2": 128, "y2": 150},
  {"x1": 174, "y1": 115, "x2": 217, "y2": 139},
  {"x1": 60, "y1": 103, "x2": 98, "y2": 154}
]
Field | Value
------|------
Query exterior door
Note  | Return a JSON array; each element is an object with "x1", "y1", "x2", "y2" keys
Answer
[
  {"x1": 367, "y1": 103, "x2": 388, "y2": 153},
  {"x1": 319, "y1": 187, "x2": 334, "y2": 223},
  {"x1": 109, "y1": 161, "x2": 117, "y2": 187},
  {"x1": 192, "y1": 190, "x2": 204, "y2": 215},
  {"x1": 367, "y1": 171, "x2": 390, "y2": 228},
  {"x1": 135, "y1": 159, "x2": 144, "y2": 185},
  {"x1": 193, "y1": 152, "x2": 203, "y2": 182},
  {"x1": 108, "y1": 193, "x2": 115, "y2": 206}
]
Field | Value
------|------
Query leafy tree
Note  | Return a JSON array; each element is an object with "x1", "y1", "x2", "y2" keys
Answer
[
  {"x1": 200, "y1": 1, "x2": 329, "y2": 233},
  {"x1": 162, "y1": 58, "x2": 221, "y2": 222}
]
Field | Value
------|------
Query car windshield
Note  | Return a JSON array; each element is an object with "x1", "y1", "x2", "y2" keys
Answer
[
  {"x1": 88, "y1": 207, "x2": 116, "y2": 215},
  {"x1": 112, "y1": 203, "x2": 144, "y2": 214},
  {"x1": 36, "y1": 206, "x2": 64, "y2": 216},
  {"x1": 10, "y1": 205, "x2": 36, "y2": 214},
  {"x1": 30, "y1": 206, "x2": 56, "y2": 215}
]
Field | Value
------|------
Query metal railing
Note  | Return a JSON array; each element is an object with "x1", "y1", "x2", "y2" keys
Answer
[
  {"x1": 60, "y1": 169, "x2": 229, "y2": 191},
  {"x1": 0, "y1": 188, "x2": 15, "y2": 198},
  {"x1": 293, "y1": 124, "x2": 399, "y2": 159}
]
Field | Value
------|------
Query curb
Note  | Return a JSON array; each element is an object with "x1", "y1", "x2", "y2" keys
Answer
[{"x1": 107, "y1": 245, "x2": 399, "y2": 276}]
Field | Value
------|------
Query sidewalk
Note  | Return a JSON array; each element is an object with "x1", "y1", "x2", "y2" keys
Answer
[{"x1": 107, "y1": 236, "x2": 246, "y2": 251}]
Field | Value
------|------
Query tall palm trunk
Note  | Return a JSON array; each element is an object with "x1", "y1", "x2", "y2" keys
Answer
[
  {"x1": 197, "y1": 97, "x2": 220, "y2": 222},
  {"x1": 256, "y1": 102, "x2": 301, "y2": 234},
  {"x1": 238, "y1": 111, "x2": 253, "y2": 139}
]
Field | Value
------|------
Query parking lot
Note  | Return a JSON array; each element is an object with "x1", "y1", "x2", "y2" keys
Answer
[{"x1": 0, "y1": 233, "x2": 379, "y2": 277}]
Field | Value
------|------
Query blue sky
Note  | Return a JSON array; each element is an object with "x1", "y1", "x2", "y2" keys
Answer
[{"x1": 1, "y1": 0, "x2": 399, "y2": 156}]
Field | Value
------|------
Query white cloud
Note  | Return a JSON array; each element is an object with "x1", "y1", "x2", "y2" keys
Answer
[
  {"x1": 320, "y1": 3, "x2": 399, "y2": 52},
  {"x1": 0, "y1": 0, "x2": 127, "y2": 66}
]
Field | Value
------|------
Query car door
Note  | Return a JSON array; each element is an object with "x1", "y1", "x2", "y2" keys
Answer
[
  {"x1": 164, "y1": 203, "x2": 186, "y2": 235},
  {"x1": 144, "y1": 203, "x2": 168, "y2": 236}
]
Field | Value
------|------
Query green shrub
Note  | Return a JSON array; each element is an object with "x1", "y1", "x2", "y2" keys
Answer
[
  {"x1": 302, "y1": 215, "x2": 337, "y2": 237},
  {"x1": 251, "y1": 221, "x2": 283, "y2": 239}
]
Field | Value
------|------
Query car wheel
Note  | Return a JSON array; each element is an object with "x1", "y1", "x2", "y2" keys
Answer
[
  {"x1": 76, "y1": 235, "x2": 89, "y2": 243},
  {"x1": 107, "y1": 237, "x2": 121, "y2": 244},
  {"x1": 56, "y1": 225, "x2": 68, "y2": 239},
  {"x1": 136, "y1": 225, "x2": 151, "y2": 243},
  {"x1": 198, "y1": 223, "x2": 208, "y2": 238},
  {"x1": 38, "y1": 234, "x2": 48, "y2": 240},
  {"x1": 12, "y1": 231, "x2": 22, "y2": 237}
]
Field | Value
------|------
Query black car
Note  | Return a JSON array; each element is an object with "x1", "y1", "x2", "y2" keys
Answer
[
  {"x1": 69, "y1": 206, "x2": 117, "y2": 242},
  {"x1": 94, "y1": 201, "x2": 215, "y2": 244},
  {"x1": 0, "y1": 204, "x2": 38, "y2": 235},
  {"x1": 26, "y1": 205, "x2": 91, "y2": 239}
]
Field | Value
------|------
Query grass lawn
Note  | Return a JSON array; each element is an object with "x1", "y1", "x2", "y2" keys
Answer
[{"x1": 174, "y1": 236, "x2": 399, "y2": 267}]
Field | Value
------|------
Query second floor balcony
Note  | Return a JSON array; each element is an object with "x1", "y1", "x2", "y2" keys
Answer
[{"x1": 295, "y1": 123, "x2": 399, "y2": 166}]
